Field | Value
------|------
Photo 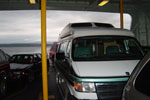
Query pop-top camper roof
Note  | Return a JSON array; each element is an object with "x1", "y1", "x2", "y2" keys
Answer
[{"x1": 59, "y1": 22, "x2": 134, "y2": 40}]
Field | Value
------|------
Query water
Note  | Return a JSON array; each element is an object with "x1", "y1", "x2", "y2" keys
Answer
[{"x1": 1, "y1": 46, "x2": 51, "y2": 56}]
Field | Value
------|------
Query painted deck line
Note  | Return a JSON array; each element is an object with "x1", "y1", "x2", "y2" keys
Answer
[{"x1": 38, "y1": 91, "x2": 55, "y2": 100}]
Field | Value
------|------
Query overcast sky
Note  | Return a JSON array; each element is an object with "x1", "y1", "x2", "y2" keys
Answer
[{"x1": 0, "y1": 10, "x2": 131, "y2": 44}]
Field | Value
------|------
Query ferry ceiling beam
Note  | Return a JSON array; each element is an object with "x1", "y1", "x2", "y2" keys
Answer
[{"x1": 0, "y1": 0, "x2": 149, "y2": 14}]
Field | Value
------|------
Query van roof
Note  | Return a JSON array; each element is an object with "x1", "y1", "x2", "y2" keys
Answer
[{"x1": 59, "y1": 22, "x2": 135, "y2": 40}]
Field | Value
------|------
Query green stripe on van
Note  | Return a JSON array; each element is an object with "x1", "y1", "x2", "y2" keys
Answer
[{"x1": 69, "y1": 75, "x2": 128, "y2": 83}]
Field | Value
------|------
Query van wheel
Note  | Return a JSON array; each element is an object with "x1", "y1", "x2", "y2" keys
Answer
[
  {"x1": 0, "y1": 78, "x2": 7, "y2": 96},
  {"x1": 67, "y1": 92, "x2": 77, "y2": 100}
]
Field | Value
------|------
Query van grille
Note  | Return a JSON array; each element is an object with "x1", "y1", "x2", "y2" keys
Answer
[{"x1": 95, "y1": 82, "x2": 126, "y2": 100}]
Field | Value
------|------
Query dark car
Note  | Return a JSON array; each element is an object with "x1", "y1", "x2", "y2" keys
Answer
[
  {"x1": 49, "y1": 42, "x2": 58, "y2": 67},
  {"x1": 10, "y1": 54, "x2": 41, "y2": 83},
  {"x1": 0, "y1": 49, "x2": 10, "y2": 96},
  {"x1": 122, "y1": 52, "x2": 150, "y2": 100}
]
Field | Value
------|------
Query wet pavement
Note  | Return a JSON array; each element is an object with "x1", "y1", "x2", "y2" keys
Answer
[
  {"x1": 2, "y1": 67, "x2": 62, "y2": 100},
  {"x1": 48, "y1": 68, "x2": 62, "y2": 100}
]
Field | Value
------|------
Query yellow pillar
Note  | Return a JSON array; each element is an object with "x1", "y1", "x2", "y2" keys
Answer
[
  {"x1": 41, "y1": 0, "x2": 48, "y2": 100},
  {"x1": 120, "y1": 0, "x2": 124, "y2": 29}
]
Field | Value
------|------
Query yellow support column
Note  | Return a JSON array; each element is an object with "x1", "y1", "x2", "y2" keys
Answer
[
  {"x1": 120, "y1": 0, "x2": 124, "y2": 29},
  {"x1": 41, "y1": 0, "x2": 48, "y2": 100}
]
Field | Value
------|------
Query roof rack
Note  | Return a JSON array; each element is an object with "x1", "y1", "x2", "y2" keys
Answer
[
  {"x1": 59, "y1": 22, "x2": 114, "y2": 39},
  {"x1": 70, "y1": 22, "x2": 114, "y2": 28}
]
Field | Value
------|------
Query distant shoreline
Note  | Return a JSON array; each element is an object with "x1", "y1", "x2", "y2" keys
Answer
[{"x1": 0, "y1": 43, "x2": 52, "y2": 47}]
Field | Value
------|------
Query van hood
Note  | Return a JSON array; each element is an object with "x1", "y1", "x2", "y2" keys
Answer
[
  {"x1": 73, "y1": 60, "x2": 139, "y2": 77},
  {"x1": 10, "y1": 63, "x2": 33, "y2": 70}
]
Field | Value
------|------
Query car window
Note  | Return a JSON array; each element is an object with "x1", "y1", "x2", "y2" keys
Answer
[
  {"x1": 24, "y1": 55, "x2": 33, "y2": 63},
  {"x1": 10, "y1": 56, "x2": 17, "y2": 63},
  {"x1": 10, "y1": 55, "x2": 33, "y2": 64},
  {"x1": 34, "y1": 55, "x2": 40, "y2": 62},
  {"x1": 135, "y1": 59, "x2": 150, "y2": 96},
  {"x1": 0, "y1": 50, "x2": 7, "y2": 63},
  {"x1": 37, "y1": 54, "x2": 41, "y2": 59}
]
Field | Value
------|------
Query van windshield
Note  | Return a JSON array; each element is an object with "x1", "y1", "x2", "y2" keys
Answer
[{"x1": 72, "y1": 36, "x2": 144, "y2": 61}]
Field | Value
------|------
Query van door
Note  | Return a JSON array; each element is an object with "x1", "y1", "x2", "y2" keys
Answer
[{"x1": 56, "y1": 41, "x2": 71, "y2": 98}]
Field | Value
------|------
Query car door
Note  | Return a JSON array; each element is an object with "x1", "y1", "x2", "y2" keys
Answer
[
  {"x1": 33, "y1": 54, "x2": 41, "y2": 73},
  {"x1": 123, "y1": 53, "x2": 150, "y2": 100},
  {"x1": 0, "y1": 50, "x2": 10, "y2": 75}
]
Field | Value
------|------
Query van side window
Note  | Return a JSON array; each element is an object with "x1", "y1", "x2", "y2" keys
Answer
[
  {"x1": 63, "y1": 42, "x2": 69, "y2": 57},
  {"x1": 66, "y1": 41, "x2": 71, "y2": 57},
  {"x1": 124, "y1": 39, "x2": 142, "y2": 55},
  {"x1": 135, "y1": 60, "x2": 150, "y2": 96},
  {"x1": 59, "y1": 43, "x2": 64, "y2": 53},
  {"x1": 59, "y1": 42, "x2": 69, "y2": 56},
  {"x1": 57, "y1": 44, "x2": 61, "y2": 53}
]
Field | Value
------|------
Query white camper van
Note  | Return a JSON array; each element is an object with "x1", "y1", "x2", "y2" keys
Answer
[{"x1": 55, "y1": 22, "x2": 144, "y2": 100}]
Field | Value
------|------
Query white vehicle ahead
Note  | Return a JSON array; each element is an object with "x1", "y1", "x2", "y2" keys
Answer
[{"x1": 55, "y1": 22, "x2": 144, "y2": 100}]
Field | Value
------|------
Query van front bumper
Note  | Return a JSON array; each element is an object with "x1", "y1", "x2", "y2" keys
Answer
[
  {"x1": 78, "y1": 99, "x2": 97, "y2": 100},
  {"x1": 69, "y1": 81, "x2": 127, "y2": 100},
  {"x1": 69, "y1": 84, "x2": 98, "y2": 100}
]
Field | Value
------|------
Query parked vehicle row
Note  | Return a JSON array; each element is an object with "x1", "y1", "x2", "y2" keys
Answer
[
  {"x1": 54, "y1": 22, "x2": 145, "y2": 100},
  {"x1": 0, "y1": 22, "x2": 149, "y2": 100},
  {"x1": 0, "y1": 50, "x2": 43, "y2": 97}
]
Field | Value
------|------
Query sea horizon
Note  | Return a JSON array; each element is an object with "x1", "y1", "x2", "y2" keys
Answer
[
  {"x1": 1, "y1": 44, "x2": 51, "y2": 56},
  {"x1": 0, "y1": 42, "x2": 52, "y2": 47}
]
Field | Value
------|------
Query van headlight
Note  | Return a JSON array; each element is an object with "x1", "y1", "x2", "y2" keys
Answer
[{"x1": 74, "y1": 82, "x2": 95, "y2": 92}]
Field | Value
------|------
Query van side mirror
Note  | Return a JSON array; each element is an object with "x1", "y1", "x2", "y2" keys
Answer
[{"x1": 56, "y1": 52, "x2": 65, "y2": 60}]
